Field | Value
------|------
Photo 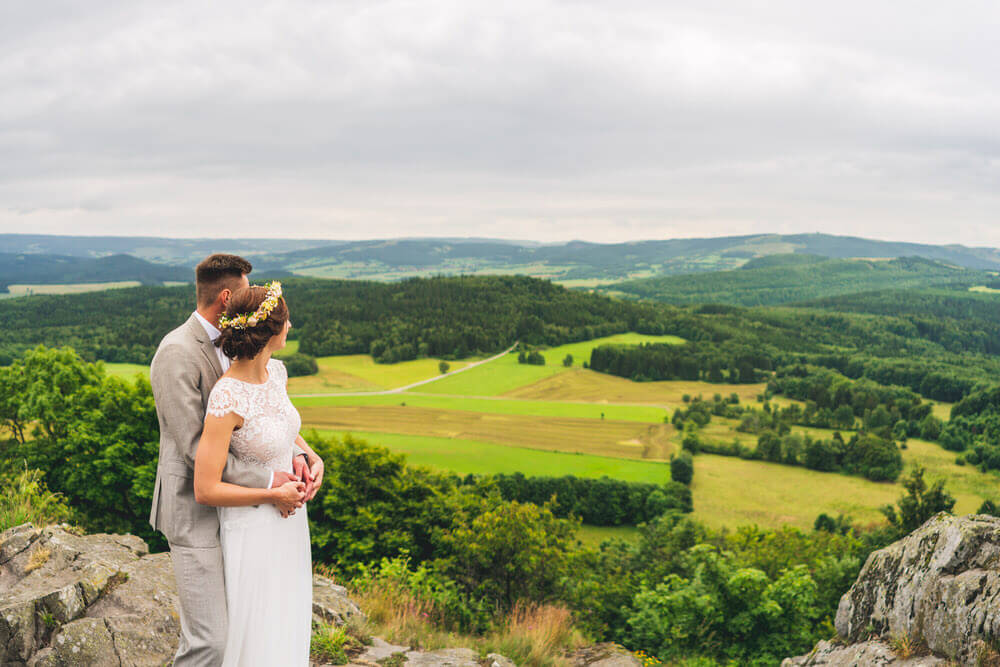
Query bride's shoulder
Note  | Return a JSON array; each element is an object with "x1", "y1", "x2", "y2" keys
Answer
[{"x1": 268, "y1": 358, "x2": 288, "y2": 383}]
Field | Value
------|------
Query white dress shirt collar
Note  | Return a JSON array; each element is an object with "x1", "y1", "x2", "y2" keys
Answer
[{"x1": 194, "y1": 310, "x2": 222, "y2": 341}]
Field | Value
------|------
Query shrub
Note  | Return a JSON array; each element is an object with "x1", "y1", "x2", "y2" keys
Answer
[
  {"x1": 0, "y1": 466, "x2": 71, "y2": 533},
  {"x1": 433, "y1": 500, "x2": 576, "y2": 610},
  {"x1": 880, "y1": 466, "x2": 956, "y2": 534},
  {"x1": 670, "y1": 453, "x2": 694, "y2": 486},
  {"x1": 280, "y1": 353, "x2": 319, "y2": 377},
  {"x1": 439, "y1": 361, "x2": 450, "y2": 374}
]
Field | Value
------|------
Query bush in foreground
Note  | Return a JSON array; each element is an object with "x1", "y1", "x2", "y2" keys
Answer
[{"x1": 0, "y1": 466, "x2": 71, "y2": 533}]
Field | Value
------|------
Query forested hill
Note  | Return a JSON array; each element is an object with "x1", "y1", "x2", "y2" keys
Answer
[
  {"x1": 0, "y1": 275, "x2": 671, "y2": 364},
  {"x1": 601, "y1": 256, "x2": 983, "y2": 306},
  {"x1": 0, "y1": 253, "x2": 189, "y2": 292},
  {"x1": 5, "y1": 232, "x2": 1000, "y2": 283}
]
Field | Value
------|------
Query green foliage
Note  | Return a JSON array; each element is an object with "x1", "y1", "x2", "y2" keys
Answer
[
  {"x1": 306, "y1": 432, "x2": 460, "y2": 575},
  {"x1": 2, "y1": 346, "x2": 161, "y2": 546},
  {"x1": 474, "y1": 473, "x2": 692, "y2": 525},
  {"x1": 625, "y1": 545, "x2": 819, "y2": 664},
  {"x1": 608, "y1": 256, "x2": 981, "y2": 307},
  {"x1": 0, "y1": 275, "x2": 663, "y2": 364},
  {"x1": 562, "y1": 354, "x2": 573, "y2": 367},
  {"x1": 0, "y1": 465, "x2": 71, "y2": 533},
  {"x1": 518, "y1": 350, "x2": 546, "y2": 366},
  {"x1": 439, "y1": 361, "x2": 450, "y2": 374},
  {"x1": 310, "y1": 624, "x2": 356, "y2": 665},
  {"x1": 978, "y1": 499, "x2": 998, "y2": 517},
  {"x1": 880, "y1": 466, "x2": 956, "y2": 535},
  {"x1": 352, "y1": 554, "x2": 491, "y2": 634},
  {"x1": 670, "y1": 453, "x2": 694, "y2": 486},
  {"x1": 433, "y1": 499, "x2": 577, "y2": 611},
  {"x1": 842, "y1": 433, "x2": 903, "y2": 482},
  {"x1": 279, "y1": 352, "x2": 319, "y2": 377}
]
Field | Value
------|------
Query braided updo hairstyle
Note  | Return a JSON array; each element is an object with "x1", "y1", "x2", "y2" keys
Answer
[{"x1": 215, "y1": 285, "x2": 289, "y2": 360}]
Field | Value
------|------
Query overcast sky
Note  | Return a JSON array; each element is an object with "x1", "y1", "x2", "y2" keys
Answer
[{"x1": 1, "y1": 1, "x2": 998, "y2": 245}]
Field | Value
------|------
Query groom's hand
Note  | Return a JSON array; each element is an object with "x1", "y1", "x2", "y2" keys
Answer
[
  {"x1": 292, "y1": 454, "x2": 314, "y2": 500},
  {"x1": 271, "y1": 470, "x2": 303, "y2": 517},
  {"x1": 305, "y1": 456, "x2": 324, "y2": 502}
]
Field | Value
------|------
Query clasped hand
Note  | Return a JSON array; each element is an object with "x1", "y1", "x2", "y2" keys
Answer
[{"x1": 271, "y1": 454, "x2": 325, "y2": 517}]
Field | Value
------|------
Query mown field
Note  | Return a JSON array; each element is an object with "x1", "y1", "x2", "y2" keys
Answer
[
  {"x1": 2, "y1": 281, "x2": 142, "y2": 298},
  {"x1": 105, "y1": 330, "x2": 996, "y2": 532}
]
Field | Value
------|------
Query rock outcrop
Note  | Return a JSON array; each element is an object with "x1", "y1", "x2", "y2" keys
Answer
[
  {"x1": 785, "y1": 513, "x2": 1000, "y2": 666},
  {"x1": 2, "y1": 522, "x2": 636, "y2": 667},
  {"x1": 0, "y1": 523, "x2": 362, "y2": 666}
]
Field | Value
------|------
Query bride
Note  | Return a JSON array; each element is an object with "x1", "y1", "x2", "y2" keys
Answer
[{"x1": 193, "y1": 281, "x2": 319, "y2": 665}]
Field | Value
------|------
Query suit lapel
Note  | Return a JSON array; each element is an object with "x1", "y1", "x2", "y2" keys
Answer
[{"x1": 185, "y1": 314, "x2": 224, "y2": 381}]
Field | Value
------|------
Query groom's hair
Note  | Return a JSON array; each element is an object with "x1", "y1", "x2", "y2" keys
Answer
[{"x1": 195, "y1": 254, "x2": 253, "y2": 307}]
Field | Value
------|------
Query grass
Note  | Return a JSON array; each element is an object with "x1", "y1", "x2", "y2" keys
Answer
[
  {"x1": 349, "y1": 570, "x2": 585, "y2": 667},
  {"x1": 575, "y1": 525, "x2": 640, "y2": 547},
  {"x1": 103, "y1": 362, "x2": 150, "y2": 381},
  {"x1": 0, "y1": 466, "x2": 71, "y2": 533},
  {"x1": 293, "y1": 393, "x2": 670, "y2": 423},
  {"x1": 420, "y1": 334, "x2": 685, "y2": 397},
  {"x1": 689, "y1": 454, "x2": 903, "y2": 529},
  {"x1": 288, "y1": 354, "x2": 479, "y2": 394},
  {"x1": 970, "y1": 285, "x2": 1000, "y2": 294},
  {"x1": 3, "y1": 281, "x2": 141, "y2": 297},
  {"x1": 24, "y1": 545, "x2": 51, "y2": 574},
  {"x1": 300, "y1": 406, "x2": 673, "y2": 460},
  {"x1": 312, "y1": 430, "x2": 674, "y2": 483},
  {"x1": 505, "y1": 370, "x2": 768, "y2": 406},
  {"x1": 299, "y1": 406, "x2": 675, "y2": 461}
]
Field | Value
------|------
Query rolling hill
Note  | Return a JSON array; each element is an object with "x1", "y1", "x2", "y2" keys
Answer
[
  {"x1": 4, "y1": 233, "x2": 1000, "y2": 284},
  {"x1": 0, "y1": 253, "x2": 189, "y2": 293},
  {"x1": 601, "y1": 255, "x2": 984, "y2": 306}
]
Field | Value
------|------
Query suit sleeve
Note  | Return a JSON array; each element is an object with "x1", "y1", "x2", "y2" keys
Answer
[{"x1": 150, "y1": 343, "x2": 270, "y2": 489}]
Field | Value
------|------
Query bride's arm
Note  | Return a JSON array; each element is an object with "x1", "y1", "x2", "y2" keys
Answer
[{"x1": 194, "y1": 412, "x2": 305, "y2": 510}]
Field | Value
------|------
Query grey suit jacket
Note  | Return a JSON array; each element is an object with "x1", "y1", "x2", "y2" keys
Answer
[{"x1": 148, "y1": 313, "x2": 304, "y2": 548}]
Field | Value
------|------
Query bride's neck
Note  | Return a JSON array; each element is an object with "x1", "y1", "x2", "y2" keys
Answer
[{"x1": 230, "y1": 350, "x2": 272, "y2": 383}]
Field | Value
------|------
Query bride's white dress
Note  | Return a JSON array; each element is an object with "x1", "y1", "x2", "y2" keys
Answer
[{"x1": 206, "y1": 358, "x2": 312, "y2": 666}]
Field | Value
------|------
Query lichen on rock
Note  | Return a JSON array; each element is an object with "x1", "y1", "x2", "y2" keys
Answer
[{"x1": 787, "y1": 512, "x2": 1000, "y2": 666}]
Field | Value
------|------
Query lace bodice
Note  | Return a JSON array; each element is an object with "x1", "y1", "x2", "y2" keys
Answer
[{"x1": 207, "y1": 359, "x2": 302, "y2": 472}]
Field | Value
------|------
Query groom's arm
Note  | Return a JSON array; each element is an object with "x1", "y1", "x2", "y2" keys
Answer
[{"x1": 151, "y1": 344, "x2": 270, "y2": 490}]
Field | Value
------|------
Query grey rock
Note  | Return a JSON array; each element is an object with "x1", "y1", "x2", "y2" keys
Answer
[
  {"x1": 569, "y1": 643, "x2": 641, "y2": 667},
  {"x1": 403, "y1": 647, "x2": 480, "y2": 667},
  {"x1": 313, "y1": 574, "x2": 365, "y2": 626},
  {"x1": 781, "y1": 639, "x2": 947, "y2": 666},
  {"x1": 28, "y1": 618, "x2": 119, "y2": 667},
  {"x1": 486, "y1": 651, "x2": 516, "y2": 667},
  {"x1": 356, "y1": 635, "x2": 411, "y2": 662},
  {"x1": 789, "y1": 513, "x2": 1000, "y2": 666},
  {"x1": 2, "y1": 522, "x2": 364, "y2": 666}
]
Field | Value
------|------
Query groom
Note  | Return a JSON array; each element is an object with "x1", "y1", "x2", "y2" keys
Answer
[{"x1": 149, "y1": 253, "x2": 320, "y2": 666}]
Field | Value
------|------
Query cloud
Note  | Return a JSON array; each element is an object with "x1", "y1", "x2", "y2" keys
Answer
[{"x1": 0, "y1": 0, "x2": 998, "y2": 245}]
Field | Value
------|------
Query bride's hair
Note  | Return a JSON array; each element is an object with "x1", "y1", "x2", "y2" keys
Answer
[{"x1": 216, "y1": 285, "x2": 289, "y2": 360}]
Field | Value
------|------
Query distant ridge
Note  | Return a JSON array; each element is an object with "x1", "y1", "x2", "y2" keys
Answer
[
  {"x1": 0, "y1": 253, "x2": 189, "y2": 292},
  {"x1": 2, "y1": 232, "x2": 999, "y2": 282},
  {"x1": 602, "y1": 256, "x2": 985, "y2": 306}
]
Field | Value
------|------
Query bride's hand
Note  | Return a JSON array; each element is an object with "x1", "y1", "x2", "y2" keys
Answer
[{"x1": 272, "y1": 480, "x2": 306, "y2": 515}]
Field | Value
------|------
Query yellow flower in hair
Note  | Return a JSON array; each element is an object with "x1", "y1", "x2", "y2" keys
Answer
[{"x1": 219, "y1": 281, "x2": 283, "y2": 330}]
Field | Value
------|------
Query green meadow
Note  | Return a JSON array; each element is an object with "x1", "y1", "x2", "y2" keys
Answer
[
  {"x1": 419, "y1": 333, "x2": 685, "y2": 396},
  {"x1": 292, "y1": 393, "x2": 669, "y2": 423},
  {"x1": 100, "y1": 329, "x2": 1000, "y2": 532}
]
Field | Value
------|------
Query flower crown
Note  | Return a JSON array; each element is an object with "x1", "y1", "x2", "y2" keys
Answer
[{"x1": 218, "y1": 281, "x2": 283, "y2": 331}]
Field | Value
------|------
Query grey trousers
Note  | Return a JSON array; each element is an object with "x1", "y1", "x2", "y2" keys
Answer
[{"x1": 169, "y1": 542, "x2": 228, "y2": 666}]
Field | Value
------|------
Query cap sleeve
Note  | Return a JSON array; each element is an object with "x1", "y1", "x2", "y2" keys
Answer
[
  {"x1": 269, "y1": 358, "x2": 288, "y2": 386},
  {"x1": 206, "y1": 379, "x2": 249, "y2": 419}
]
